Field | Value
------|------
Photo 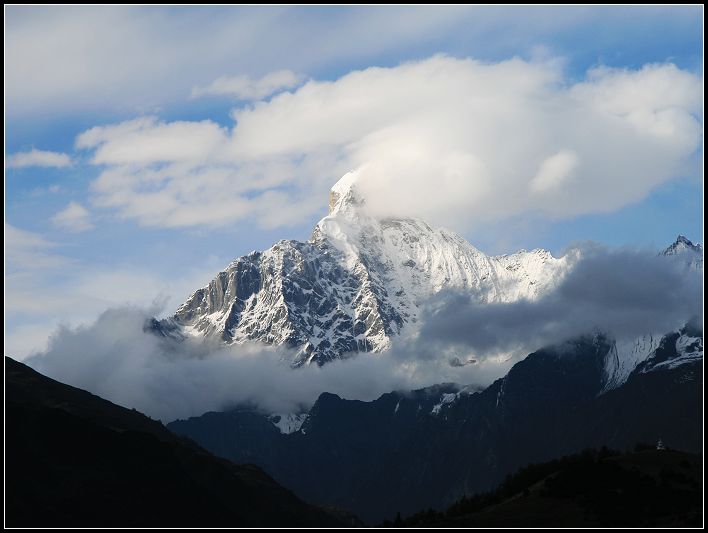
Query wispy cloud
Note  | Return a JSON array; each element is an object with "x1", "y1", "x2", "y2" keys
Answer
[
  {"x1": 3, "y1": 6, "x2": 498, "y2": 116},
  {"x1": 51, "y1": 202, "x2": 94, "y2": 232},
  {"x1": 6, "y1": 148, "x2": 72, "y2": 168},
  {"x1": 5, "y1": 223, "x2": 72, "y2": 358},
  {"x1": 5, "y1": 223, "x2": 69, "y2": 271},
  {"x1": 5, "y1": 221, "x2": 225, "y2": 360},
  {"x1": 192, "y1": 70, "x2": 305, "y2": 100},
  {"x1": 7, "y1": 6, "x2": 700, "y2": 117}
]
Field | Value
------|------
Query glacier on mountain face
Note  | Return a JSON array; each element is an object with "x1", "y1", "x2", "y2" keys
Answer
[{"x1": 602, "y1": 334, "x2": 662, "y2": 392}]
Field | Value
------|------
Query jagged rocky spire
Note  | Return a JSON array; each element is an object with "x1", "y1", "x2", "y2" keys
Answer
[
  {"x1": 662, "y1": 235, "x2": 703, "y2": 256},
  {"x1": 661, "y1": 235, "x2": 703, "y2": 270}
]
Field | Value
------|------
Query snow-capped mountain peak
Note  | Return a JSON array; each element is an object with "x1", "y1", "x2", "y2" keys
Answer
[
  {"x1": 166, "y1": 173, "x2": 569, "y2": 365},
  {"x1": 328, "y1": 170, "x2": 363, "y2": 215},
  {"x1": 661, "y1": 234, "x2": 703, "y2": 270},
  {"x1": 663, "y1": 235, "x2": 702, "y2": 255}
]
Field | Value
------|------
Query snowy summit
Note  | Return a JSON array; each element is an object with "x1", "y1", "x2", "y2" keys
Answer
[{"x1": 163, "y1": 172, "x2": 570, "y2": 365}]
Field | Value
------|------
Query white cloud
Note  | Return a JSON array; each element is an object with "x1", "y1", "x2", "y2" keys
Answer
[
  {"x1": 530, "y1": 150, "x2": 578, "y2": 193},
  {"x1": 76, "y1": 56, "x2": 702, "y2": 233},
  {"x1": 4, "y1": 6, "x2": 479, "y2": 116},
  {"x1": 20, "y1": 242, "x2": 702, "y2": 422},
  {"x1": 6, "y1": 148, "x2": 72, "y2": 168},
  {"x1": 192, "y1": 69, "x2": 305, "y2": 100},
  {"x1": 51, "y1": 202, "x2": 94, "y2": 232},
  {"x1": 571, "y1": 64, "x2": 704, "y2": 150},
  {"x1": 76, "y1": 117, "x2": 230, "y2": 165},
  {"x1": 9, "y1": 6, "x2": 698, "y2": 118},
  {"x1": 24, "y1": 305, "x2": 512, "y2": 421}
]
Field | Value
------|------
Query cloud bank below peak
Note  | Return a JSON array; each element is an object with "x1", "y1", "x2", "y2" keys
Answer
[
  {"x1": 22, "y1": 242, "x2": 702, "y2": 423},
  {"x1": 76, "y1": 56, "x2": 702, "y2": 233},
  {"x1": 415, "y1": 245, "x2": 703, "y2": 358}
]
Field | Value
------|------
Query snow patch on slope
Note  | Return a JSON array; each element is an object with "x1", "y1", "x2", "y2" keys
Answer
[
  {"x1": 602, "y1": 334, "x2": 661, "y2": 392},
  {"x1": 641, "y1": 331, "x2": 703, "y2": 373},
  {"x1": 430, "y1": 386, "x2": 476, "y2": 416},
  {"x1": 269, "y1": 413, "x2": 309, "y2": 434},
  {"x1": 431, "y1": 393, "x2": 457, "y2": 415},
  {"x1": 603, "y1": 327, "x2": 703, "y2": 391}
]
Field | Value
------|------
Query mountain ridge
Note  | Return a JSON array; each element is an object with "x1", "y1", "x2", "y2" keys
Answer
[
  {"x1": 5, "y1": 356, "x2": 349, "y2": 527},
  {"x1": 393, "y1": 448, "x2": 702, "y2": 527},
  {"x1": 167, "y1": 325, "x2": 702, "y2": 523}
]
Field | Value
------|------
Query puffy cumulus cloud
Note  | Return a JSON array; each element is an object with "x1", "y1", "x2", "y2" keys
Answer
[
  {"x1": 76, "y1": 117, "x2": 230, "y2": 165},
  {"x1": 76, "y1": 56, "x2": 702, "y2": 233},
  {"x1": 24, "y1": 306, "x2": 508, "y2": 422},
  {"x1": 51, "y1": 201, "x2": 94, "y2": 232},
  {"x1": 6, "y1": 148, "x2": 72, "y2": 168},
  {"x1": 192, "y1": 69, "x2": 305, "y2": 100},
  {"x1": 571, "y1": 63, "x2": 704, "y2": 148},
  {"x1": 243, "y1": 57, "x2": 701, "y2": 229},
  {"x1": 78, "y1": 117, "x2": 338, "y2": 228},
  {"x1": 86, "y1": 159, "x2": 330, "y2": 229}
]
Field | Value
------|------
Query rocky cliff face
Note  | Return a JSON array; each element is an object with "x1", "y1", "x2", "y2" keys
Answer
[{"x1": 165, "y1": 171, "x2": 571, "y2": 365}]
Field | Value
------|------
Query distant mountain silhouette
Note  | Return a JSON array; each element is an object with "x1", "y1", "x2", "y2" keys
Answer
[{"x1": 169, "y1": 331, "x2": 702, "y2": 523}]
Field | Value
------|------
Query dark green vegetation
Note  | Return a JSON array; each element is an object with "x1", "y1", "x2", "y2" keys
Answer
[
  {"x1": 5, "y1": 357, "x2": 349, "y2": 527},
  {"x1": 169, "y1": 333, "x2": 703, "y2": 523},
  {"x1": 387, "y1": 447, "x2": 702, "y2": 527}
]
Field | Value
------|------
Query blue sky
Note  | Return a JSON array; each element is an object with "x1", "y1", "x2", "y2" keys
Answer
[{"x1": 5, "y1": 6, "x2": 704, "y2": 358}]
